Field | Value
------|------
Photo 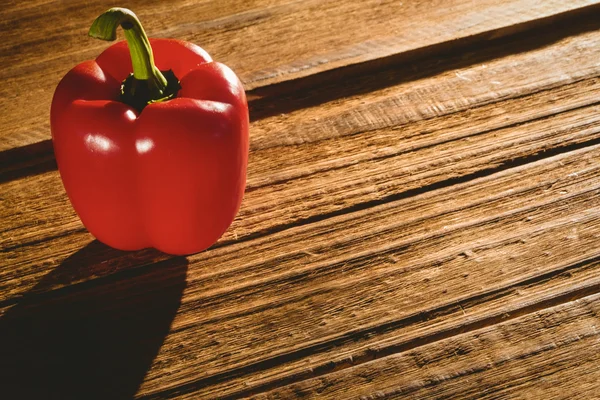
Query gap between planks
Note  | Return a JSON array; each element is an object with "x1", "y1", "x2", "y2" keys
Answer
[
  {"x1": 3, "y1": 13, "x2": 600, "y2": 186},
  {"x1": 4, "y1": 143, "x2": 598, "y2": 399},
  {"x1": 2, "y1": 10, "x2": 600, "y2": 182},
  {"x1": 134, "y1": 165, "x2": 600, "y2": 397},
  {"x1": 1, "y1": 2, "x2": 599, "y2": 160},
  {"x1": 3, "y1": 98, "x2": 600, "y2": 304},
  {"x1": 3, "y1": 69, "x2": 600, "y2": 304},
  {"x1": 250, "y1": 292, "x2": 600, "y2": 399},
  {"x1": 4, "y1": 22, "x2": 600, "y2": 258}
]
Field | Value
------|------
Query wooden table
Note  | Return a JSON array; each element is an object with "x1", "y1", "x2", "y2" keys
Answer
[{"x1": 2, "y1": 1, "x2": 600, "y2": 399}]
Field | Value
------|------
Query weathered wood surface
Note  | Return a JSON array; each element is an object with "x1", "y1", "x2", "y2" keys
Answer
[
  {"x1": 255, "y1": 293, "x2": 600, "y2": 399},
  {"x1": 3, "y1": 13, "x2": 600, "y2": 301},
  {"x1": 0, "y1": 0, "x2": 598, "y2": 152},
  {"x1": 2, "y1": 1, "x2": 600, "y2": 399}
]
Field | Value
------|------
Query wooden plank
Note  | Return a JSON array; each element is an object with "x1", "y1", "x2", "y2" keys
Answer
[
  {"x1": 2, "y1": 82, "x2": 599, "y2": 301},
  {"x1": 0, "y1": 0, "x2": 597, "y2": 151},
  {"x1": 3, "y1": 16, "x2": 600, "y2": 397},
  {"x1": 3, "y1": 21, "x2": 600, "y2": 301},
  {"x1": 3, "y1": 4, "x2": 600, "y2": 399},
  {"x1": 135, "y1": 147, "x2": 600, "y2": 398},
  {"x1": 5, "y1": 13, "x2": 600, "y2": 206},
  {"x1": 252, "y1": 293, "x2": 600, "y2": 400},
  {"x1": 3, "y1": 144, "x2": 600, "y2": 398}
]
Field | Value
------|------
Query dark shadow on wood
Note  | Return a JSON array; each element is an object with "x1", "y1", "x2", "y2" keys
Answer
[
  {"x1": 0, "y1": 240, "x2": 188, "y2": 400},
  {"x1": 0, "y1": 140, "x2": 55, "y2": 184}
]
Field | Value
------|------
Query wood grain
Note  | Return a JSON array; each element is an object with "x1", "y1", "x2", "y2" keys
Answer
[
  {"x1": 2, "y1": 2, "x2": 600, "y2": 399},
  {"x1": 133, "y1": 144, "x2": 600, "y2": 399},
  {"x1": 0, "y1": 0, "x2": 597, "y2": 151},
  {"x1": 253, "y1": 293, "x2": 600, "y2": 399},
  {"x1": 4, "y1": 144, "x2": 600, "y2": 398},
  {"x1": 3, "y1": 23, "x2": 600, "y2": 301}
]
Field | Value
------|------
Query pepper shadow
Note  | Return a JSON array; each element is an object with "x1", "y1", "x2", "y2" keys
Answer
[{"x1": 0, "y1": 240, "x2": 188, "y2": 400}]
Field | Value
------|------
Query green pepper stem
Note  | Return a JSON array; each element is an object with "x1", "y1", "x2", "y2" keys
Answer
[{"x1": 89, "y1": 7, "x2": 167, "y2": 96}]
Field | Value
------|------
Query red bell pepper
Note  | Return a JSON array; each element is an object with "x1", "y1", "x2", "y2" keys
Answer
[{"x1": 51, "y1": 8, "x2": 249, "y2": 255}]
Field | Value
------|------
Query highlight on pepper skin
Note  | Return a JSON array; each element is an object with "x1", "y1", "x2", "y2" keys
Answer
[
  {"x1": 50, "y1": 7, "x2": 249, "y2": 255},
  {"x1": 84, "y1": 134, "x2": 118, "y2": 153},
  {"x1": 135, "y1": 138, "x2": 154, "y2": 154}
]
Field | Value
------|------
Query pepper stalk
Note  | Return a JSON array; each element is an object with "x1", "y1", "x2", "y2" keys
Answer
[{"x1": 89, "y1": 7, "x2": 180, "y2": 111}]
